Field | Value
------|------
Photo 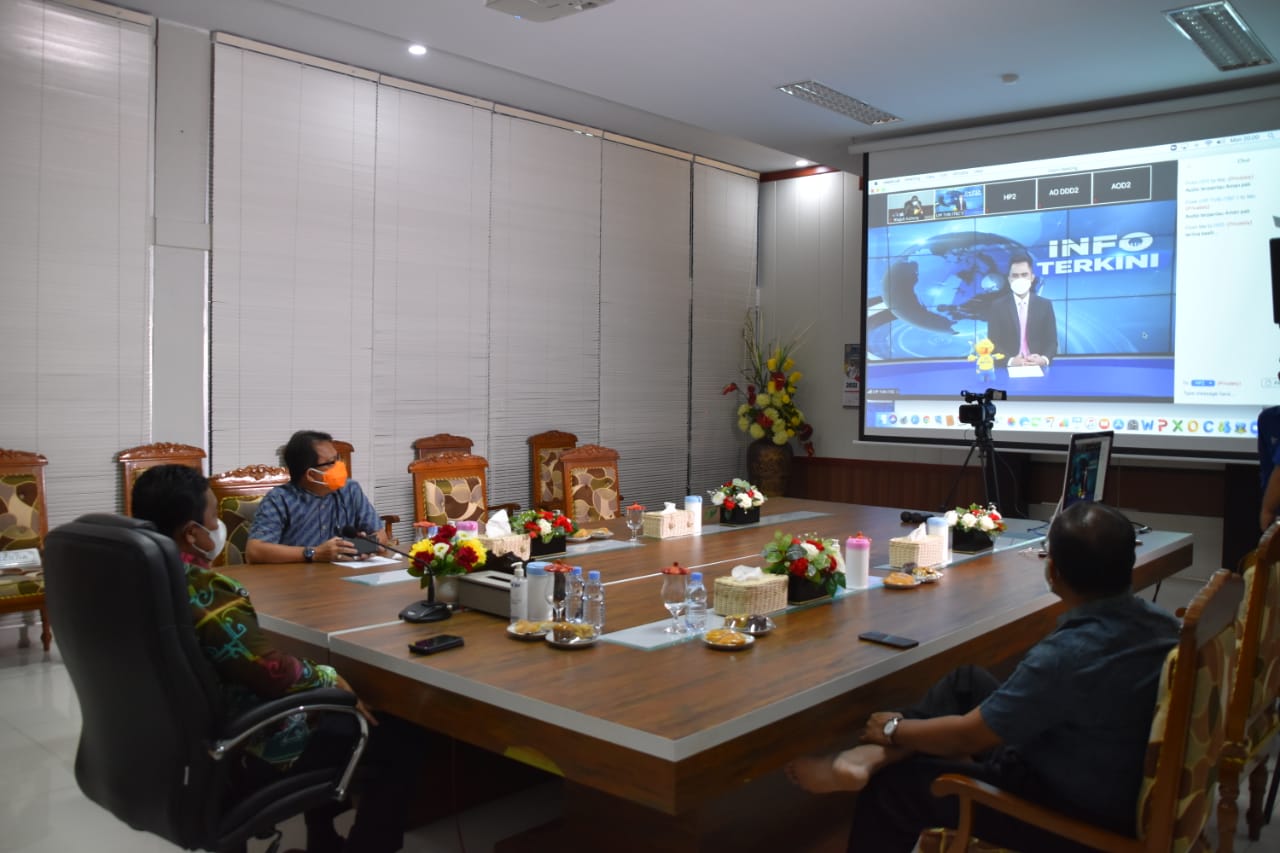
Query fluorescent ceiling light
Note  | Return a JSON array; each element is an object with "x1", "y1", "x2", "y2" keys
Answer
[
  {"x1": 1165, "y1": 1, "x2": 1274, "y2": 71},
  {"x1": 777, "y1": 81, "x2": 901, "y2": 126},
  {"x1": 408, "y1": 44, "x2": 427, "y2": 56}
]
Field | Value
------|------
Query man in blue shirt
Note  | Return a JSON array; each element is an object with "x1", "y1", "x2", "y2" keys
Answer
[
  {"x1": 787, "y1": 501, "x2": 1178, "y2": 852},
  {"x1": 247, "y1": 430, "x2": 387, "y2": 564}
]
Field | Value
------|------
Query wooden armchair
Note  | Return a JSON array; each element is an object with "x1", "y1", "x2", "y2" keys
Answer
[
  {"x1": 528, "y1": 430, "x2": 577, "y2": 511},
  {"x1": 208, "y1": 464, "x2": 289, "y2": 567},
  {"x1": 918, "y1": 569, "x2": 1243, "y2": 853},
  {"x1": 118, "y1": 442, "x2": 206, "y2": 516},
  {"x1": 412, "y1": 433, "x2": 474, "y2": 460},
  {"x1": 407, "y1": 453, "x2": 518, "y2": 527},
  {"x1": 1218, "y1": 522, "x2": 1280, "y2": 851},
  {"x1": 0, "y1": 448, "x2": 51, "y2": 651},
  {"x1": 558, "y1": 444, "x2": 621, "y2": 522}
]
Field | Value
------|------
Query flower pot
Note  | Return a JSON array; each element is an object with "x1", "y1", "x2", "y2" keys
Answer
[
  {"x1": 720, "y1": 505, "x2": 761, "y2": 526},
  {"x1": 747, "y1": 438, "x2": 793, "y2": 498},
  {"x1": 787, "y1": 574, "x2": 829, "y2": 604},
  {"x1": 951, "y1": 529, "x2": 994, "y2": 554},
  {"x1": 529, "y1": 535, "x2": 567, "y2": 560},
  {"x1": 434, "y1": 575, "x2": 460, "y2": 604}
]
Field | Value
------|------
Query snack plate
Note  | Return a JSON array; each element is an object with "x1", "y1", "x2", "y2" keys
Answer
[
  {"x1": 590, "y1": 529, "x2": 615, "y2": 540},
  {"x1": 506, "y1": 623, "x2": 549, "y2": 641},
  {"x1": 545, "y1": 633, "x2": 599, "y2": 649},
  {"x1": 914, "y1": 570, "x2": 944, "y2": 584},
  {"x1": 567, "y1": 534, "x2": 592, "y2": 545},
  {"x1": 722, "y1": 615, "x2": 776, "y2": 636},
  {"x1": 883, "y1": 577, "x2": 922, "y2": 589},
  {"x1": 703, "y1": 632, "x2": 755, "y2": 651}
]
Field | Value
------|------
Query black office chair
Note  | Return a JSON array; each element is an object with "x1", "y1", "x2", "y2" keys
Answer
[{"x1": 43, "y1": 514, "x2": 367, "y2": 853}]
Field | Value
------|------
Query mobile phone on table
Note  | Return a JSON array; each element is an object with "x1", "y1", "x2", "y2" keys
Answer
[
  {"x1": 858, "y1": 630, "x2": 919, "y2": 650},
  {"x1": 408, "y1": 634, "x2": 465, "y2": 655}
]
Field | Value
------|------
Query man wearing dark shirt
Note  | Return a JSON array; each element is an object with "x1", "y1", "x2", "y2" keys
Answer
[{"x1": 788, "y1": 501, "x2": 1178, "y2": 852}]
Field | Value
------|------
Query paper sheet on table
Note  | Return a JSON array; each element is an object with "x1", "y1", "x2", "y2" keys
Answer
[
  {"x1": 331, "y1": 555, "x2": 401, "y2": 569},
  {"x1": 1006, "y1": 365, "x2": 1044, "y2": 378}
]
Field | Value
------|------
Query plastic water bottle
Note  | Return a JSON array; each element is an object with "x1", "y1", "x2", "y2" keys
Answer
[
  {"x1": 685, "y1": 571, "x2": 708, "y2": 634},
  {"x1": 509, "y1": 566, "x2": 527, "y2": 623},
  {"x1": 583, "y1": 570, "x2": 605, "y2": 632},
  {"x1": 685, "y1": 495, "x2": 703, "y2": 535},
  {"x1": 567, "y1": 566, "x2": 585, "y2": 622}
]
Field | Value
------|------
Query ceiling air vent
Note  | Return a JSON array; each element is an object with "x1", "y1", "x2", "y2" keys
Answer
[{"x1": 486, "y1": 0, "x2": 615, "y2": 23}]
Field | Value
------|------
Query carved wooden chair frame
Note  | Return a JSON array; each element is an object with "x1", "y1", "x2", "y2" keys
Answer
[
  {"x1": 118, "y1": 442, "x2": 206, "y2": 516},
  {"x1": 527, "y1": 430, "x2": 577, "y2": 511},
  {"x1": 0, "y1": 448, "x2": 51, "y2": 650}
]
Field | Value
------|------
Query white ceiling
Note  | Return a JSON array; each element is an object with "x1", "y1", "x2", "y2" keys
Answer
[{"x1": 125, "y1": 0, "x2": 1280, "y2": 173}]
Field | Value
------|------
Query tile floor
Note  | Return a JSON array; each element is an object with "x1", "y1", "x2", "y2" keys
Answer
[{"x1": 3, "y1": 602, "x2": 1280, "y2": 853}]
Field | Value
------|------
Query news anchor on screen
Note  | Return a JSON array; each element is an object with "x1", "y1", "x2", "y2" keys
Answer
[{"x1": 985, "y1": 254, "x2": 1058, "y2": 368}]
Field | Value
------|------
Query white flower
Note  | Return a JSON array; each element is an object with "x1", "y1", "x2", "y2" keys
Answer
[
  {"x1": 978, "y1": 515, "x2": 996, "y2": 532},
  {"x1": 801, "y1": 542, "x2": 819, "y2": 558},
  {"x1": 710, "y1": 492, "x2": 725, "y2": 506},
  {"x1": 738, "y1": 495, "x2": 754, "y2": 509},
  {"x1": 961, "y1": 512, "x2": 978, "y2": 530},
  {"x1": 537, "y1": 518, "x2": 552, "y2": 534},
  {"x1": 944, "y1": 510, "x2": 958, "y2": 526},
  {"x1": 433, "y1": 542, "x2": 450, "y2": 557}
]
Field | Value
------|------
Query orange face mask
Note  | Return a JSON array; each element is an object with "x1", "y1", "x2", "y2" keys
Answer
[{"x1": 311, "y1": 459, "x2": 349, "y2": 491}]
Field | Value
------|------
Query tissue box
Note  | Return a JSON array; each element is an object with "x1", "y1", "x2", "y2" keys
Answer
[
  {"x1": 888, "y1": 535, "x2": 946, "y2": 569},
  {"x1": 457, "y1": 570, "x2": 513, "y2": 618},
  {"x1": 713, "y1": 574, "x2": 787, "y2": 615},
  {"x1": 478, "y1": 533, "x2": 532, "y2": 561},
  {"x1": 643, "y1": 509, "x2": 693, "y2": 539}
]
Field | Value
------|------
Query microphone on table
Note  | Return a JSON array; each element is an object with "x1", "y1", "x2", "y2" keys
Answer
[{"x1": 340, "y1": 525, "x2": 451, "y2": 624}]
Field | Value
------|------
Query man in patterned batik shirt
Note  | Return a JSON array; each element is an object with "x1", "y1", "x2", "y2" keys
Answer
[{"x1": 134, "y1": 464, "x2": 424, "y2": 853}]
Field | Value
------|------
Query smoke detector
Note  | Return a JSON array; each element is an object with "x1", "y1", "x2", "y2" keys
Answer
[{"x1": 486, "y1": 0, "x2": 614, "y2": 22}]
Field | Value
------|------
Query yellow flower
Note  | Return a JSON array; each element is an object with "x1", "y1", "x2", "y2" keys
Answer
[
  {"x1": 790, "y1": 415, "x2": 801, "y2": 426},
  {"x1": 737, "y1": 403, "x2": 750, "y2": 416},
  {"x1": 766, "y1": 357, "x2": 777, "y2": 372},
  {"x1": 771, "y1": 432, "x2": 788, "y2": 445},
  {"x1": 782, "y1": 358, "x2": 794, "y2": 372},
  {"x1": 790, "y1": 371, "x2": 803, "y2": 383},
  {"x1": 756, "y1": 392, "x2": 771, "y2": 407},
  {"x1": 738, "y1": 417, "x2": 750, "y2": 431},
  {"x1": 779, "y1": 393, "x2": 790, "y2": 404},
  {"x1": 749, "y1": 423, "x2": 766, "y2": 439},
  {"x1": 767, "y1": 380, "x2": 777, "y2": 393},
  {"x1": 787, "y1": 428, "x2": 796, "y2": 437},
  {"x1": 765, "y1": 407, "x2": 779, "y2": 420}
]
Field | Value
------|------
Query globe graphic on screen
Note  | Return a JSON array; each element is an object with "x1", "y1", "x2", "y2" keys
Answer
[{"x1": 876, "y1": 231, "x2": 1029, "y2": 358}]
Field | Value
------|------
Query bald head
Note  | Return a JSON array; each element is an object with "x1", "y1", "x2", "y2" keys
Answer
[{"x1": 1046, "y1": 502, "x2": 1136, "y2": 598}]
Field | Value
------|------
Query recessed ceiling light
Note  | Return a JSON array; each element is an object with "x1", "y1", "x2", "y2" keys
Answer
[
  {"x1": 408, "y1": 44, "x2": 427, "y2": 56},
  {"x1": 1165, "y1": 1, "x2": 1274, "y2": 71},
  {"x1": 1000, "y1": 73, "x2": 1019, "y2": 84},
  {"x1": 795, "y1": 159, "x2": 812, "y2": 167},
  {"x1": 777, "y1": 81, "x2": 900, "y2": 126}
]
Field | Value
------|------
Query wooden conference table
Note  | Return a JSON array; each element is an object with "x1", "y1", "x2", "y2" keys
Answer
[{"x1": 230, "y1": 498, "x2": 1194, "y2": 851}]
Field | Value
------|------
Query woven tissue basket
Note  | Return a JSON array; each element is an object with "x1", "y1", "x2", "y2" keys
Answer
[
  {"x1": 643, "y1": 510, "x2": 693, "y2": 539},
  {"x1": 478, "y1": 533, "x2": 532, "y2": 561},
  {"x1": 713, "y1": 574, "x2": 787, "y2": 616},
  {"x1": 889, "y1": 535, "x2": 946, "y2": 569}
]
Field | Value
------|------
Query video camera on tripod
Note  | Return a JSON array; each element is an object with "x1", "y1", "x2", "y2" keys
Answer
[{"x1": 958, "y1": 388, "x2": 1007, "y2": 430}]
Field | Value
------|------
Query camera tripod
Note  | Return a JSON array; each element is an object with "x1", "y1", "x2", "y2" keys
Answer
[{"x1": 941, "y1": 418, "x2": 1003, "y2": 512}]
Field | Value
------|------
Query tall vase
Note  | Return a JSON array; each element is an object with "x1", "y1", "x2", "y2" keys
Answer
[{"x1": 748, "y1": 438, "x2": 793, "y2": 498}]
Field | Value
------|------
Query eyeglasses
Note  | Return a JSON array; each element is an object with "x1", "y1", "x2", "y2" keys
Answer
[{"x1": 314, "y1": 458, "x2": 340, "y2": 470}]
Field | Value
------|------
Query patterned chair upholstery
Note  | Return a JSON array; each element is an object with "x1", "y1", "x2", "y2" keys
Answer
[
  {"x1": 1218, "y1": 523, "x2": 1280, "y2": 851},
  {"x1": 527, "y1": 430, "x2": 577, "y2": 511},
  {"x1": 208, "y1": 464, "x2": 289, "y2": 567},
  {"x1": 117, "y1": 442, "x2": 206, "y2": 516},
  {"x1": 408, "y1": 453, "x2": 491, "y2": 526},
  {"x1": 412, "y1": 433, "x2": 474, "y2": 460},
  {"x1": 558, "y1": 444, "x2": 621, "y2": 523},
  {"x1": 917, "y1": 569, "x2": 1243, "y2": 853},
  {"x1": 0, "y1": 448, "x2": 51, "y2": 651}
]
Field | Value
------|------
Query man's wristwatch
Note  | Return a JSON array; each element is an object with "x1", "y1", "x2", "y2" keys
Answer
[
  {"x1": 883, "y1": 715, "x2": 903, "y2": 744},
  {"x1": 302, "y1": 546, "x2": 315, "y2": 563}
]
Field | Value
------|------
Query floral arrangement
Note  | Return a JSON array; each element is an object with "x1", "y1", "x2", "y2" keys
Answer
[
  {"x1": 407, "y1": 524, "x2": 487, "y2": 585},
  {"x1": 721, "y1": 311, "x2": 815, "y2": 456},
  {"x1": 709, "y1": 478, "x2": 767, "y2": 511},
  {"x1": 761, "y1": 531, "x2": 846, "y2": 597},
  {"x1": 946, "y1": 503, "x2": 1007, "y2": 536},
  {"x1": 511, "y1": 508, "x2": 577, "y2": 543}
]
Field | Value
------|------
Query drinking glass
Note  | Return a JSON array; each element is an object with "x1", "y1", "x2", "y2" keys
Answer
[
  {"x1": 626, "y1": 505, "x2": 645, "y2": 541},
  {"x1": 661, "y1": 573, "x2": 688, "y2": 634}
]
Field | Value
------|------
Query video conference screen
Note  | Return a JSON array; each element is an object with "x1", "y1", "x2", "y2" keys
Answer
[{"x1": 861, "y1": 119, "x2": 1280, "y2": 457}]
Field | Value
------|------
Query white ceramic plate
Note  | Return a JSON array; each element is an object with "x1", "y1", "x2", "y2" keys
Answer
[
  {"x1": 545, "y1": 632, "x2": 599, "y2": 649},
  {"x1": 883, "y1": 576, "x2": 922, "y2": 590},
  {"x1": 589, "y1": 529, "x2": 615, "y2": 540},
  {"x1": 702, "y1": 631, "x2": 755, "y2": 651},
  {"x1": 506, "y1": 622, "x2": 549, "y2": 640}
]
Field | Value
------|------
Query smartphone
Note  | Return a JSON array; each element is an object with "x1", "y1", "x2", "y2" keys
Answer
[
  {"x1": 858, "y1": 630, "x2": 919, "y2": 650},
  {"x1": 408, "y1": 634, "x2": 465, "y2": 655}
]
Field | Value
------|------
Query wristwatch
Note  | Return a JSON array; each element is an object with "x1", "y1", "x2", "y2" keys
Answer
[
  {"x1": 883, "y1": 715, "x2": 903, "y2": 744},
  {"x1": 303, "y1": 546, "x2": 315, "y2": 563}
]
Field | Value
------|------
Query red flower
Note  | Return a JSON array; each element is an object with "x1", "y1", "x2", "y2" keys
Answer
[
  {"x1": 433, "y1": 524, "x2": 456, "y2": 543},
  {"x1": 756, "y1": 413, "x2": 773, "y2": 429},
  {"x1": 722, "y1": 382, "x2": 739, "y2": 395},
  {"x1": 747, "y1": 386, "x2": 757, "y2": 405},
  {"x1": 771, "y1": 370, "x2": 787, "y2": 387},
  {"x1": 807, "y1": 539, "x2": 824, "y2": 551},
  {"x1": 789, "y1": 557, "x2": 809, "y2": 576},
  {"x1": 724, "y1": 498, "x2": 736, "y2": 510}
]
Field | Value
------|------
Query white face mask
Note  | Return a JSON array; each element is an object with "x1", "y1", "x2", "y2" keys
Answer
[
  {"x1": 1009, "y1": 277, "x2": 1033, "y2": 297},
  {"x1": 190, "y1": 518, "x2": 228, "y2": 562}
]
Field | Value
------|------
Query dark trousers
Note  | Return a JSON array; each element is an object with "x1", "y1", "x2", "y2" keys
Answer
[{"x1": 848, "y1": 665, "x2": 1105, "y2": 853}]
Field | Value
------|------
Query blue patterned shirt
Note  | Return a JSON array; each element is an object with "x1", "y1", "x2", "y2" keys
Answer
[
  {"x1": 248, "y1": 480, "x2": 379, "y2": 548},
  {"x1": 979, "y1": 594, "x2": 1178, "y2": 834}
]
